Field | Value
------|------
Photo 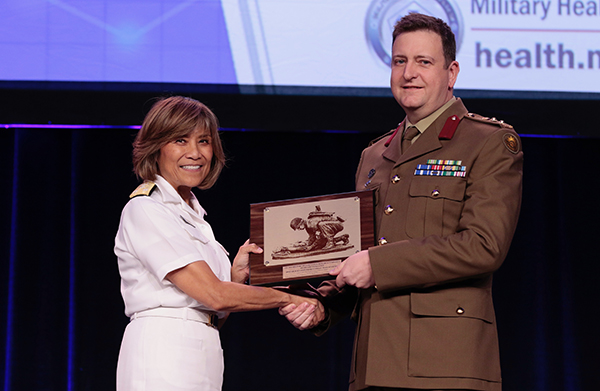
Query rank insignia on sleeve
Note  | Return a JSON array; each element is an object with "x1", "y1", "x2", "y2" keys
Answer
[
  {"x1": 129, "y1": 181, "x2": 156, "y2": 198},
  {"x1": 503, "y1": 134, "x2": 520, "y2": 154}
]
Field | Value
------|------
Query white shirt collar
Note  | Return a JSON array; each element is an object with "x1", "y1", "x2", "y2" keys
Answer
[{"x1": 153, "y1": 175, "x2": 207, "y2": 218}]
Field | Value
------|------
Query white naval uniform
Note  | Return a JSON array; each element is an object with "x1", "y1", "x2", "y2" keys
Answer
[{"x1": 114, "y1": 175, "x2": 231, "y2": 391}]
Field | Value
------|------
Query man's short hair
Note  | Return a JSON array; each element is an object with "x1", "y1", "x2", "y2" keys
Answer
[{"x1": 392, "y1": 12, "x2": 456, "y2": 68}]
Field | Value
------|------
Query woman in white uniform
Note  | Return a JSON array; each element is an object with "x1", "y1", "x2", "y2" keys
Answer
[{"x1": 114, "y1": 96, "x2": 323, "y2": 390}]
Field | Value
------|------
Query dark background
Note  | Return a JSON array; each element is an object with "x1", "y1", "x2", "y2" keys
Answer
[{"x1": 1, "y1": 85, "x2": 599, "y2": 390}]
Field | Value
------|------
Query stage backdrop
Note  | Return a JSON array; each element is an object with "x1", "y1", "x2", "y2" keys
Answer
[
  {"x1": 2, "y1": 0, "x2": 600, "y2": 97},
  {"x1": 1, "y1": 122, "x2": 599, "y2": 390}
]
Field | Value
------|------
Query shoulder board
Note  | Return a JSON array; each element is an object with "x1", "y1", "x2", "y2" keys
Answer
[
  {"x1": 464, "y1": 112, "x2": 513, "y2": 129},
  {"x1": 129, "y1": 181, "x2": 157, "y2": 198},
  {"x1": 369, "y1": 127, "x2": 397, "y2": 147}
]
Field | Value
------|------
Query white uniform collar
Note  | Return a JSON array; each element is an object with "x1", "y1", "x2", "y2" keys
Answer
[{"x1": 153, "y1": 175, "x2": 207, "y2": 218}]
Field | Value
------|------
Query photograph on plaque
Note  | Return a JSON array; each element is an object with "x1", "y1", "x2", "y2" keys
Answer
[
  {"x1": 264, "y1": 197, "x2": 360, "y2": 267},
  {"x1": 249, "y1": 190, "x2": 374, "y2": 286}
]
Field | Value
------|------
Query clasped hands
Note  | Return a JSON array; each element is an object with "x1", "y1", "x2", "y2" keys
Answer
[{"x1": 279, "y1": 249, "x2": 375, "y2": 330}]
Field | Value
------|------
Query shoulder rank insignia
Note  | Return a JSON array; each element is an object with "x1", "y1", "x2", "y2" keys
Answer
[
  {"x1": 503, "y1": 134, "x2": 520, "y2": 154},
  {"x1": 129, "y1": 181, "x2": 157, "y2": 198},
  {"x1": 466, "y1": 113, "x2": 514, "y2": 129}
]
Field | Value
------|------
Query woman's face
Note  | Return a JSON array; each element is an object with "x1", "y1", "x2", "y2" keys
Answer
[{"x1": 157, "y1": 126, "x2": 214, "y2": 201}]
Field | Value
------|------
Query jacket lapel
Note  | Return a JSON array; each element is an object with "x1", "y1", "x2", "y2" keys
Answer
[{"x1": 382, "y1": 120, "x2": 405, "y2": 163}]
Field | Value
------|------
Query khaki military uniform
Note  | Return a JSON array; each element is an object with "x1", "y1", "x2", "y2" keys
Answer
[{"x1": 319, "y1": 99, "x2": 523, "y2": 391}]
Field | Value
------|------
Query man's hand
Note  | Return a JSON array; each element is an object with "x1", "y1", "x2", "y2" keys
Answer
[{"x1": 329, "y1": 250, "x2": 375, "y2": 289}]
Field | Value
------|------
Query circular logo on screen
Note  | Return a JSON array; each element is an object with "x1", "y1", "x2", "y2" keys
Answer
[{"x1": 365, "y1": 0, "x2": 464, "y2": 67}]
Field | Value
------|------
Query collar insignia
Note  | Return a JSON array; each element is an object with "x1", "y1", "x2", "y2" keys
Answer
[{"x1": 439, "y1": 115, "x2": 460, "y2": 139}]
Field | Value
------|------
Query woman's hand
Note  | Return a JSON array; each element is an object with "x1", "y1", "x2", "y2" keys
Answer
[
  {"x1": 280, "y1": 295, "x2": 325, "y2": 330},
  {"x1": 231, "y1": 239, "x2": 263, "y2": 283}
]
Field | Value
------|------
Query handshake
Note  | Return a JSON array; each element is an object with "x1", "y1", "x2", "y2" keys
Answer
[
  {"x1": 277, "y1": 249, "x2": 375, "y2": 330},
  {"x1": 277, "y1": 283, "x2": 326, "y2": 331}
]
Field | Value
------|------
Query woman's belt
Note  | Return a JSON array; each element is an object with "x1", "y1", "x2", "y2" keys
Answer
[{"x1": 130, "y1": 307, "x2": 218, "y2": 329}]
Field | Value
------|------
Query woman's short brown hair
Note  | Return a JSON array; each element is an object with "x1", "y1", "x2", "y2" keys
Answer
[{"x1": 132, "y1": 96, "x2": 225, "y2": 190}]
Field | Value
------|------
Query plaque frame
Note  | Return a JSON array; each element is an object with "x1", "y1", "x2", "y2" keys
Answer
[{"x1": 249, "y1": 190, "x2": 374, "y2": 286}]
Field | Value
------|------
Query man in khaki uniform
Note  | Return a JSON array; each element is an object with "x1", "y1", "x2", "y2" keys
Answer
[{"x1": 281, "y1": 12, "x2": 523, "y2": 391}]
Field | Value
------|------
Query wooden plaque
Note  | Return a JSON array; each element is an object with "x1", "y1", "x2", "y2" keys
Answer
[{"x1": 249, "y1": 190, "x2": 375, "y2": 286}]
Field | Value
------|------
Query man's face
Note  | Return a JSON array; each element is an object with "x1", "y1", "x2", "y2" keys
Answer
[{"x1": 390, "y1": 29, "x2": 459, "y2": 123}]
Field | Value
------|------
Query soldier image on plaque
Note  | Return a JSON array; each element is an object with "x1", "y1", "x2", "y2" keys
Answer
[{"x1": 272, "y1": 206, "x2": 353, "y2": 259}]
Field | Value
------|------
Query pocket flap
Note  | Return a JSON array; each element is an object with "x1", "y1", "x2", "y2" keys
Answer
[
  {"x1": 410, "y1": 287, "x2": 494, "y2": 323},
  {"x1": 180, "y1": 223, "x2": 210, "y2": 244},
  {"x1": 409, "y1": 178, "x2": 466, "y2": 201}
]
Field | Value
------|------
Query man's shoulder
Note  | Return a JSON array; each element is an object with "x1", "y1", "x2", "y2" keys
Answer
[
  {"x1": 443, "y1": 98, "x2": 516, "y2": 135},
  {"x1": 457, "y1": 111, "x2": 521, "y2": 154},
  {"x1": 367, "y1": 128, "x2": 397, "y2": 147},
  {"x1": 461, "y1": 112, "x2": 515, "y2": 132}
]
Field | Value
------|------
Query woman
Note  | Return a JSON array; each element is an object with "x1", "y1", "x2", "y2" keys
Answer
[{"x1": 114, "y1": 96, "x2": 322, "y2": 390}]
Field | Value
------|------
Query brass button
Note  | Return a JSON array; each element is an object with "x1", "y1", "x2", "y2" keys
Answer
[
  {"x1": 378, "y1": 237, "x2": 388, "y2": 245},
  {"x1": 431, "y1": 189, "x2": 440, "y2": 197},
  {"x1": 384, "y1": 205, "x2": 394, "y2": 215},
  {"x1": 391, "y1": 175, "x2": 401, "y2": 184},
  {"x1": 456, "y1": 307, "x2": 465, "y2": 315}
]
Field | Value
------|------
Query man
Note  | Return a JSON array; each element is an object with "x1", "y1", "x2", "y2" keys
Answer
[{"x1": 281, "y1": 12, "x2": 523, "y2": 391}]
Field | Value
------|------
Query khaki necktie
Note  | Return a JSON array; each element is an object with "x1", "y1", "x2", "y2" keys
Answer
[{"x1": 401, "y1": 126, "x2": 420, "y2": 154}]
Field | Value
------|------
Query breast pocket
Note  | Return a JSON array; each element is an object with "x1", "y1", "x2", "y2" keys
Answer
[
  {"x1": 178, "y1": 217, "x2": 210, "y2": 244},
  {"x1": 406, "y1": 178, "x2": 466, "y2": 238},
  {"x1": 179, "y1": 219, "x2": 230, "y2": 279}
]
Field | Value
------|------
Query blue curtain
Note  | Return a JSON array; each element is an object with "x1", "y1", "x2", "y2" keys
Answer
[{"x1": 1, "y1": 126, "x2": 598, "y2": 390}]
